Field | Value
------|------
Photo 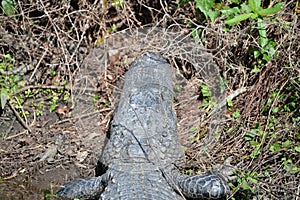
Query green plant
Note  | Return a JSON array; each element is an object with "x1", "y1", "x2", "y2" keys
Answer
[
  {"x1": 63, "y1": 90, "x2": 70, "y2": 102},
  {"x1": 112, "y1": 0, "x2": 124, "y2": 8},
  {"x1": 282, "y1": 157, "x2": 299, "y2": 174},
  {"x1": 180, "y1": 0, "x2": 284, "y2": 72},
  {"x1": 179, "y1": 0, "x2": 284, "y2": 24},
  {"x1": 43, "y1": 188, "x2": 58, "y2": 200},
  {"x1": 107, "y1": 24, "x2": 117, "y2": 33},
  {"x1": 224, "y1": 1, "x2": 283, "y2": 71},
  {"x1": 0, "y1": 53, "x2": 69, "y2": 117},
  {"x1": 226, "y1": 98, "x2": 241, "y2": 118},
  {"x1": 198, "y1": 82, "x2": 216, "y2": 113},
  {"x1": 250, "y1": 18, "x2": 278, "y2": 72},
  {"x1": 49, "y1": 92, "x2": 59, "y2": 112},
  {"x1": 0, "y1": 88, "x2": 8, "y2": 109},
  {"x1": 196, "y1": 0, "x2": 220, "y2": 22},
  {"x1": 224, "y1": 0, "x2": 284, "y2": 25},
  {"x1": 0, "y1": 54, "x2": 20, "y2": 109},
  {"x1": 238, "y1": 171, "x2": 259, "y2": 194},
  {"x1": 262, "y1": 84, "x2": 299, "y2": 122},
  {"x1": 243, "y1": 125, "x2": 265, "y2": 158}
]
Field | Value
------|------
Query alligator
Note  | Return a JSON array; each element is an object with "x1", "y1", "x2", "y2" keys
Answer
[{"x1": 57, "y1": 52, "x2": 233, "y2": 199}]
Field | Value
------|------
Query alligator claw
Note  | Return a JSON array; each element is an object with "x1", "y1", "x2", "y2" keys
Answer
[{"x1": 214, "y1": 156, "x2": 238, "y2": 182}]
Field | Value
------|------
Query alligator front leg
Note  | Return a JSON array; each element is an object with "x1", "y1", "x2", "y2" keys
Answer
[
  {"x1": 57, "y1": 174, "x2": 108, "y2": 199},
  {"x1": 175, "y1": 170, "x2": 230, "y2": 199},
  {"x1": 170, "y1": 158, "x2": 235, "y2": 199}
]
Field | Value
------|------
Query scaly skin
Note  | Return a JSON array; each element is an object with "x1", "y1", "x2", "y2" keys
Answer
[{"x1": 57, "y1": 52, "x2": 230, "y2": 199}]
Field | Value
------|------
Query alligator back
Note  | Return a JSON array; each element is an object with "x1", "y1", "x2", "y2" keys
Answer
[
  {"x1": 57, "y1": 52, "x2": 231, "y2": 200},
  {"x1": 100, "y1": 52, "x2": 185, "y2": 167}
]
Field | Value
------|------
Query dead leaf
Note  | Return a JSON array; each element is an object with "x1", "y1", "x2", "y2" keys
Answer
[{"x1": 76, "y1": 151, "x2": 89, "y2": 163}]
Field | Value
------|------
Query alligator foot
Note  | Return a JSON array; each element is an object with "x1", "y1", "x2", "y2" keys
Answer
[
  {"x1": 57, "y1": 176, "x2": 107, "y2": 199},
  {"x1": 170, "y1": 157, "x2": 237, "y2": 199}
]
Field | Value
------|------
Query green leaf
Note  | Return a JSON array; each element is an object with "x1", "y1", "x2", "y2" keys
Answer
[
  {"x1": 241, "y1": 3, "x2": 252, "y2": 13},
  {"x1": 195, "y1": 0, "x2": 216, "y2": 20},
  {"x1": 200, "y1": 83, "x2": 211, "y2": 99},
  {"x1": 199, "y1": 101, "x2": 209, "y2": 108},
  {"x1": 257, "y1": 19, "x2": 268, "y2": 48},
  {"x1": 272, "y1": 107, "x2": 279, "y2": 114},
  {"x1": 189, "y1": 127, "x2": 198, "y2": 132},
  {"x1": 250, "y1": 140, "x2": 260, "y2": 146},
  {"x1": 0, "y1": 89, "x2": 9, "y2": 109},
  {"x1": 250, "y1": 65, "x2": 261, "y2": 73},
  {"x1": 283, "y1": 159, "x2": 293, "y2": 172},
  {"x1": 291, "y1": 166, "x2": 299, "y2": 174},
  {"x1": 262, "y1": 53, "x2": 271, "y2": 62},
  {"x1": 1, "y1": 0, "x2": 17, "y2": 16},
  {"x1": 250, "y1": 13, "x2": 258, "y2": 19},
  {"x1": 225, "y1": 13, "x2": 254, "y2": 25},
  {"x1": 221, "y1": 6, "x2": 240, "y2": 19},
  {"x1": 112, "y1": 0, "x2": 124, "y2": 8},
  {"x1": 250, "y1": 147, "x2": 261, "y2": 158},
  {"x1": 295, "y1": 144, "x2": 300, "y2": 153},
  {"x1": 269, "y1": 141, "x2": 280, "y2": 152},
  {"x1": 207, "y1": 9, "x2": 219, "y2": 22},
  {"x1": 244, "y1": 133, "x2": 256, "y2": 141},
  {"x1": 253, "y1": 51, "x2": 261, "y2": 59},
  {"x1": 248, "y1": 0, "x2": 261, "y2": 13},
  {"x1": 282, "y1": 140, "x2": 291, "y2": 148},
  {"x1": 247, "y1": 176, "x2": 259, "y2": 184},
  {"x1": 241, "y1": 179, "x2": 255, "y2": 193},
  {"x1": 107, "y1": 24, "x2": 117, "y2": 33},
  {"x1": 226, "y1": 98, "x2": 233, "y2": 107},
  {"x1": 4, "y1": 53, "x2": 13, "y2": 61},
  {"x1": 257, "y1": 3, "x2": 284, "y2": 16},
  {"x1": 232, "y1": 110, "x2": 240, "y2": 118},
  {"x1": 191, "y1": 28, "x2": 203, "y2": 40}
]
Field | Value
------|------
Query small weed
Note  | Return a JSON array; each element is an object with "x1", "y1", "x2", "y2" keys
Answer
[
  {"x1": 226, "y1": 97, "x2": 240, "y2": 118},
  {"x1": 93, "y1": 94, "x2": 99, "y2": 107},
  {"x1": 179, "y1": 0, "x2": 284, "y2": 24},
  {"x1": 198, "y1": 82, "x2": 217, "y2": 113},
  {"x1": 48, "y1": 70, "x2": 56, "y2": 76},
  {"x1": 232, "y1": 110, "x2": 240, "y2": 118},
  {"x1": 103, "y1": 100, "x2": 110, "y2": 108},
  {"x1": 112, "y1": 0, "x2": 124, "y2": 8},
  {"x1": 0, "y1": 54, "x2": 20, "y2": 109},
  {"x1": 238, "y1": 171, "x2": 259, "y2": 194},
  {"x1": 63, "y1": 91, "x2": 70, "y2": 102},
  {"x1": 49, "y1": 93, "x2": 59, "y2": 112},
  {"x1": 282, "y1": 157, "x2": 299, "y2": 174},
  {"x1": 107, "y1": 24, "x2": 117, "y2": 33},
  {"x1": 43, "y1": 189, "x2": 58, "y2": 200}
]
